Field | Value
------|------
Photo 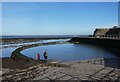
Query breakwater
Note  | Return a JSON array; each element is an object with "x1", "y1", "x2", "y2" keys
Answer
[
  {"x1": 69, "y1": 37, "x2": 120, "y2": 57},
  {"x1": 11, "y1": 42, "x2": 69, "y2": 62}
]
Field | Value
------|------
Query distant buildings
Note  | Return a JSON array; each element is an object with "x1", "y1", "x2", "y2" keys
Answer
[{"x1": 93, "y1": 26, "x2": 120, "y2": 39}]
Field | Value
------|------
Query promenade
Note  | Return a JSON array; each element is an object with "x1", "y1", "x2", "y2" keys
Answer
[{"x1": 1, "y1": 58, "x2": 120, "y2": 81}]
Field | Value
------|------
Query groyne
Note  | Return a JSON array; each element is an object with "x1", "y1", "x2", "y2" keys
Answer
[{"x1": 69, "y1": 37, "x2": 120, "y2": 57}]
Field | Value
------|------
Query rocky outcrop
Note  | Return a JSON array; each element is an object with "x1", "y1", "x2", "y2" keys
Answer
[
  {"x1": 93, "y1": 26, "x2": 120, "y2": 37},
  {"x1": 93, "y1": 28, "x2": 109, "y2": 36}
]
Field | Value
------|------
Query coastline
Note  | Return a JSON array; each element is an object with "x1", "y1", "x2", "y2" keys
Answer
[
  {"x1": 1, "y1": 38, "x2": 70, "y2": 69},
  {"x1": 1, "y1": 38, "x2": 120, "y2": 81},
  {"x1": 1, "y1": 38, "x2": 69, "y2": 45},
  {"x1": 1, "y1": 38, "x2": 69, "y2": 69}
]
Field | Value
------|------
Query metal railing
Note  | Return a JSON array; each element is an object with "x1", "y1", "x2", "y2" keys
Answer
[{"x1": 93, "y1": 35, "x2": 120, "y2": 40}]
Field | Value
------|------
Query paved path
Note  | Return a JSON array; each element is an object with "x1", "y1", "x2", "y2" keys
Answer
[{"x1": 1, "y1": 58, "x2": 120, "y2": 81}]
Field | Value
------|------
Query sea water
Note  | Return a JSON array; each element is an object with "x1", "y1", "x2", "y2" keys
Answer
[{"x1": 21, "y1": 43, "x2": 116, "y2": 62}]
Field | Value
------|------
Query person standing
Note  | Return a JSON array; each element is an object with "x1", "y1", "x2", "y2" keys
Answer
[
  {"x1": 44, "y1": 49, "x2": 48, "y2": 62},
  {"x1": 37, "y1": 53, "x2": 40, "y2": 60}
]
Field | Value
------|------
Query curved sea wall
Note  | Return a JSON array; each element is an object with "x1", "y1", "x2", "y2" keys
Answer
[
  {"x1": 11, "y1": 42, "x2": 69, "y2": 62},
  {"x1": 69, "y1": 37, "x2": 120, "y2": 57}
]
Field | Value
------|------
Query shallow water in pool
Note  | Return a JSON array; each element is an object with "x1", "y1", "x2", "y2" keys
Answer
[{"x1": 21, "y1": 43, "x2": 117, "y2": 62}]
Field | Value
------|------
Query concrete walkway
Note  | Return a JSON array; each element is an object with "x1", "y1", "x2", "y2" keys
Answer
[{"x1": 1, "y1": 58, "x2": 120, "y2": 81}]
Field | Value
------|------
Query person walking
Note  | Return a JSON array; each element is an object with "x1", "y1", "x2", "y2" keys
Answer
[
  {"x1": 37, "y1": 53, "x2": 40, "y2": 60},
  {"x1": 44, "y1": 49, "x2": 48, "y2": 62}
]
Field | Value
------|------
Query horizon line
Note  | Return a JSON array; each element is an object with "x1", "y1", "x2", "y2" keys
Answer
[{"x1": 1, "y1": 0, "x2": 120, "y2": 2}]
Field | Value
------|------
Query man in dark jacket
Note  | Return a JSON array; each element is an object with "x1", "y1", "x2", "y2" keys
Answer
[{"x1": 44, "y1": 49, "x2": 48, "y2": 62}]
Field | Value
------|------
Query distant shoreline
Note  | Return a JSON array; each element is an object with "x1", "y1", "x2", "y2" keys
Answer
[
  {"x1": 0, "y1": 35, "x2": 89, "y2": 39},
  {"x1": 1, "y1": 38, "x2": 70, "y2": 45}
]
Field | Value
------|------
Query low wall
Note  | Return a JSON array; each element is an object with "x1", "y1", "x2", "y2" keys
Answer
[
  {"x1": 69, "y1": 37, "x2": 120, "y2": 57},
  {"x1": 11, "y1": 42, "x2": 69, "y2": 62}
]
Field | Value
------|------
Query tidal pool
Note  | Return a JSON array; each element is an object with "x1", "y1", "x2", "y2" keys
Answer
[
  {"x1": 1, "y1": 39, "x2": 70, "y2": 58},
  {"x1": 21, "y1": 43, "x2": 116, "y2": 62}
]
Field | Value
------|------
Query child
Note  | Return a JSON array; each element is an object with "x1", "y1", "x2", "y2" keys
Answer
[{"x1": 37, "y1": 53, "x2": 40, "y2": 60}]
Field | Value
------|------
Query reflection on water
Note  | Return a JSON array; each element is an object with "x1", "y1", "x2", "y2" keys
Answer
[{"x1": 21, "y1": 44, "x2": 117, "y2": 62}]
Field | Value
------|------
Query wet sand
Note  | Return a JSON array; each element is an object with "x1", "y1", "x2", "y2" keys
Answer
[
  {"x1": 1, "y1": 57, "x2": 63, "y2": 70},
  {"x1": 1, "y1": 57, "x2": 39, "y2": 69}
]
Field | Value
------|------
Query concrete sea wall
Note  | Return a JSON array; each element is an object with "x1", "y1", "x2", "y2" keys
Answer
[
  {"x1": 69, "y1": 37, "x2": 120, "y2": 57},
  {"x1": 11, "y1": 42, "x2": 69, "y2": 62}
]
